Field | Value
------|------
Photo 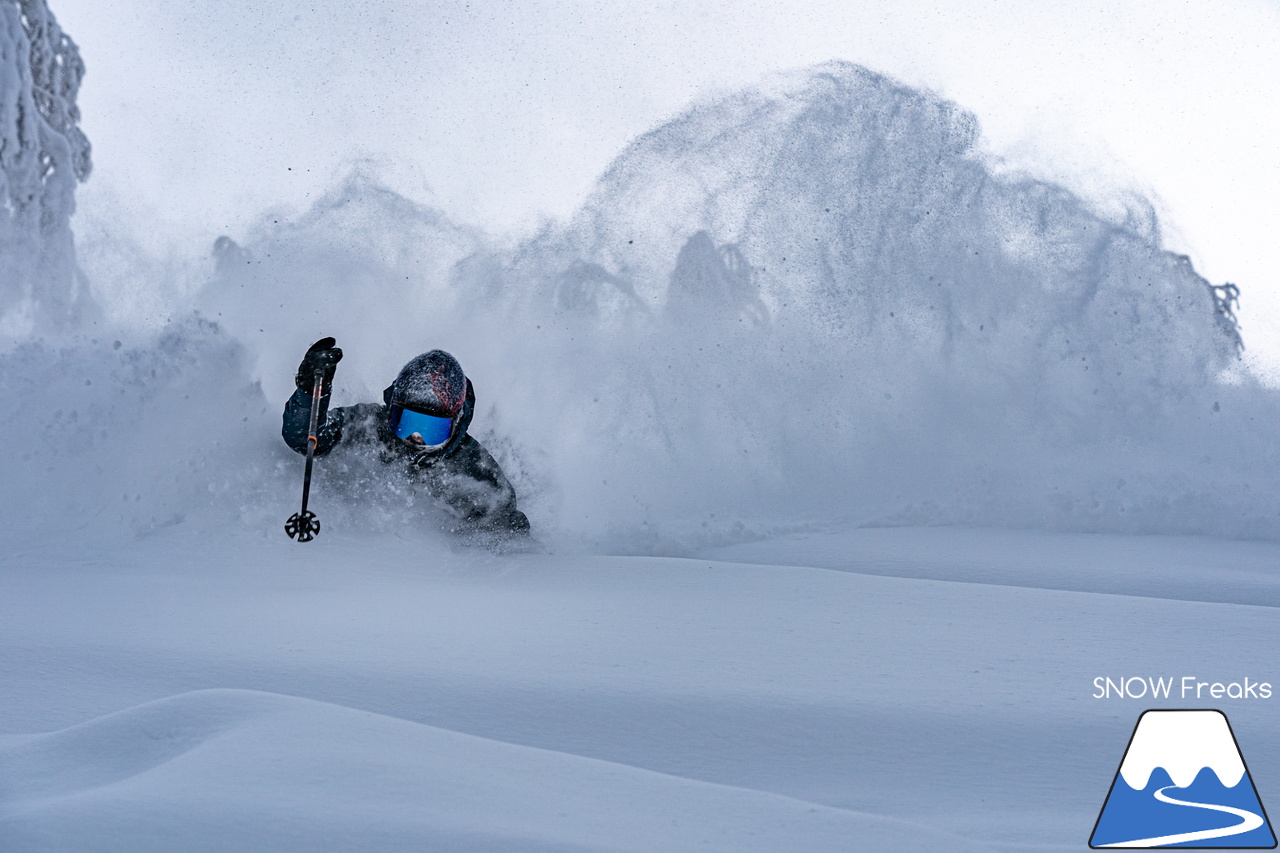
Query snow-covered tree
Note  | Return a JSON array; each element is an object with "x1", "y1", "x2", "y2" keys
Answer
[{"x1": 0, "y1": 0, "x2": 91, "y2": 336}]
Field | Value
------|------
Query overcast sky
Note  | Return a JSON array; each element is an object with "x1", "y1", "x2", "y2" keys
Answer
[{"x1": 54, "y1": 0, "x2": 1280, "y2": 374}]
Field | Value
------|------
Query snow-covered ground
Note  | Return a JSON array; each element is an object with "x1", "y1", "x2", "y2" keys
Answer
[
  {"x1": 3, "y1": 5, "x2": 1280, "y2": 850},
  {"x1": 4, "y1": 524, "x2": 1280, "y2": 851}
]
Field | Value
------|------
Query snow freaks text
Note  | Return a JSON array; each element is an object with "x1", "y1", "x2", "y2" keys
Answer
[{"x1": 1093, "y1": 677, "x2": 1273, "y2": 700}]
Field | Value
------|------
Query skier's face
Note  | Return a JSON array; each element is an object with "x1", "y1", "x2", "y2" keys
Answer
[
  {"x1": 397, "y1": 424, "x2": 451, "y2": 456},
  {"x1": 390, "y1": 405, "x2": 454, "y2": 450},
  {"x1": 401, "y1": 431, "x2": 449, "y2": 460}
]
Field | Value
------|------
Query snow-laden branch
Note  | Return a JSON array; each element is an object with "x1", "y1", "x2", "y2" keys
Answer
[{"x1": 0, "y1": 0, "x2": 91, "y2": 337}]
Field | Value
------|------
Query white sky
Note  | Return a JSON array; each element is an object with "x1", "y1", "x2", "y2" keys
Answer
[{"x1": 54, "y1": 0, "x2": 1280, "y2": 374}]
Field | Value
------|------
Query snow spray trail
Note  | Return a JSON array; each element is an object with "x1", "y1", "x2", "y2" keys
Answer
[
  {"x1": 196, "y1": 62, "x2": 1280, "y2": 550},
  {"x1": 0, "y1": 321, "x2": 293, "y2": 544},
  {"x1": 5, "y1": 62, "x2": 1280, "y2": 551}
]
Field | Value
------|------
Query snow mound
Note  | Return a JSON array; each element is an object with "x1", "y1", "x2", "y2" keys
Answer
[
  {"x1": 0, "y1": 690, "x2": 280, "y2": 806},
  {"x1": 700, "y1": 527, "x2": 1280, "y2": 606},
  {"x1": 0, "y1": 688, "x2": 987, "y2": 853}
]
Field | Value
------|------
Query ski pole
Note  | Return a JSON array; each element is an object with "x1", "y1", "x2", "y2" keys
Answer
[{"x1": 285, "y1": 370, "x2": 325, "y2": 541}]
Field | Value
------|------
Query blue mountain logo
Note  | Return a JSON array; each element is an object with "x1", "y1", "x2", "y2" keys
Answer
[{"x1": 1091, "y1": 710, "x2": 1276, "y2": 848}]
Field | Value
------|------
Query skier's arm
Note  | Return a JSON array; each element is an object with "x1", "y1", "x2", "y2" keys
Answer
[
  {"x1": 282, "y1": 337, "x2": 345, "y2": 456},
  {"x1": 282, "y1": 388, "x2": 343, "y2": 455}
]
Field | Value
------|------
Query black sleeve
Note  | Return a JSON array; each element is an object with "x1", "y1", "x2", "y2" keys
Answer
[{"x1": 281, "y1": 388, "x2": 344, "y2": 456}]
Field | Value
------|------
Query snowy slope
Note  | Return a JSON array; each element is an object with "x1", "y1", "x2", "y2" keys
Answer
[
  {"x1": 5, "y1": 526, "x2": 1280, "y2": 850},
  {"x1": 1, "y1": 689, "x2": 986, "y2": 853}
]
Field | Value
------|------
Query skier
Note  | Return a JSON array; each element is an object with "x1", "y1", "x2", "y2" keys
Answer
[{"x1": 282, "y1": 338, "x2": 530, "y2": 536}]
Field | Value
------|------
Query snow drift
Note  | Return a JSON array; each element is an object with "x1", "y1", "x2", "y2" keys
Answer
[
  {"x1": 5, "y1": 60, "x2": 1280, "y2": 550},
  {"x1": 0, "y1": 688, "x2": 989, "y2": 853}
]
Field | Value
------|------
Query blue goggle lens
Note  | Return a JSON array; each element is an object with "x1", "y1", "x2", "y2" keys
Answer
[{"x1": 392, "y1": 407, "x2": 455, "y2": 446}]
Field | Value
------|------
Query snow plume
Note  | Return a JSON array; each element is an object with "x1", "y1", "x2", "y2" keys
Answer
[
  {"x1": 475, "y1": 61, "x2": 1270, "y2": 548},
  {"x1": 5, "y1": 62, "x2": 1279, "y2": 551},
  {"x1": 0, "y1": 0, "x2": 92, "y2": 339},
  {"x1": 202, "y1": 170, "x2": 487, "y2": 401},
  {"x1": 0, "y1": 319, "x2": 286, "y2": 545}
]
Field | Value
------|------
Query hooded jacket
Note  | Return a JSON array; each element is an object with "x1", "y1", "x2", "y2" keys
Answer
[{"x1": 281, "y1": 380, "x2": 526, "y2": 533}]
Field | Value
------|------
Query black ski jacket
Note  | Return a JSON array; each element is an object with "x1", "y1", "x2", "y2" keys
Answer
[{"x1": 282, "y1": 382, "x2": 525, "y2": 532}]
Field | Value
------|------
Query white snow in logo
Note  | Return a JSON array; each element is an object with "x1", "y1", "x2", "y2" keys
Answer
[{"x1": 1119, "y1": 711, "x2": 1246, "y2": 791}]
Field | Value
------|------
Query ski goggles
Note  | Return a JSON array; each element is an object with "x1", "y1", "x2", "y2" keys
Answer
[{"x1": 389, "y1": 405, "x2": 455, "y2": 447}]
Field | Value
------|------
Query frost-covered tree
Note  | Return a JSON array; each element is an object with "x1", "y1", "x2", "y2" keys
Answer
[{"x1": 0, "y1": 0, "x2": 91, "y2": 335}]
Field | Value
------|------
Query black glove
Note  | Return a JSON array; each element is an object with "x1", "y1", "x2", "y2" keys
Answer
[{"x1": 296, "y1": 337, "x2": 343, "y2": 395}]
